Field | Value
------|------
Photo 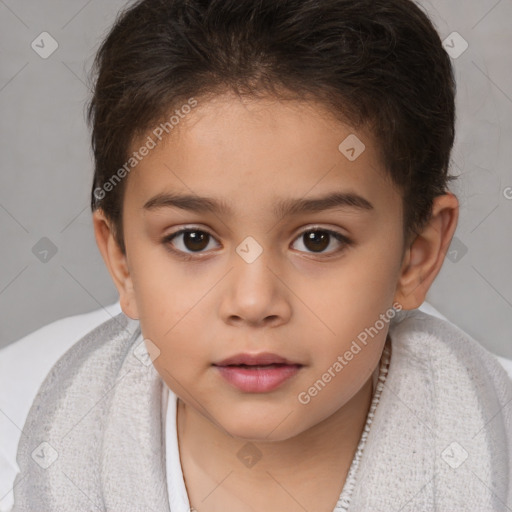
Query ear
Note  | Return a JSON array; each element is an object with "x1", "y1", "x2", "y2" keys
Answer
[
  {"x1": 92, "y1": 209, "x2": 139, "y2": 320},
  {"x1": 393, "y1": 192, "x2": 459, "y2": 310}
]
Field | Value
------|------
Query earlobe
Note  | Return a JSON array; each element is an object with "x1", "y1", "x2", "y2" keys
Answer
[
  {"x1": 394, "y1": 192, "x2": 459, "y2": 310},
  {"x1": 92, "y1": 209, "x2": 139, "y2": 320}
]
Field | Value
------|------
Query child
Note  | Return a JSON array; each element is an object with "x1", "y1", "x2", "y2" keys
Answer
[{"x1": 11, "y1": 0, "x2": 512, "y2": 510}]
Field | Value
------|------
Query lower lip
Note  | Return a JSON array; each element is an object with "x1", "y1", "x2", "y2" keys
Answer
[{"x1": 214, "y1": 364, "x2": 302, "y2": 392}]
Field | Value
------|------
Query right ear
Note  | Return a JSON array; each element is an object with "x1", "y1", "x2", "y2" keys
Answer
[{"x1": 92, "y1": 209, "x2": 139, "y2": 320}]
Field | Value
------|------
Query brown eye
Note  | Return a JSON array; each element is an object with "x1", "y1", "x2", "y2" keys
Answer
[
  {"x1": 164, "y1": 228, "x2": 218, "y2": 254},
  {"x1": 182, "y1": 231, "x2": 209, "y2": 251},
  {"x1": 163, "y1": 226, "x2": 352, "y2": 260},
  {"x1": 303, "y1": 231, "x2": 330, "y2": 252},
  {"x1": 292, "y1": 228, "x2": 351, "y2": 256}
]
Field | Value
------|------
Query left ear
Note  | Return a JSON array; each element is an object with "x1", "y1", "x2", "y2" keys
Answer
[{"x1": 394, "y1": 192, "x2": 459, "y2": 310}]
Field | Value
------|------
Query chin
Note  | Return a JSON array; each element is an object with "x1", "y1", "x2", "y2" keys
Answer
[
  {"x1": 226, "y1": 425, "x2": 296, "y2": 443},
  {"x1": 216, "y1": 410, "x2": 307, "y2": 443}
]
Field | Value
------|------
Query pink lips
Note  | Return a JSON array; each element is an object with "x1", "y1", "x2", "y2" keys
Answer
[{"x1": 213, "y1": 352, "x2": 302, "y2": 393}]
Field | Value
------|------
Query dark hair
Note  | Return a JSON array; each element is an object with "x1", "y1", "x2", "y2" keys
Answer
[{"x1": 87, "y1": 0, "x2": 458, "y2": 255}]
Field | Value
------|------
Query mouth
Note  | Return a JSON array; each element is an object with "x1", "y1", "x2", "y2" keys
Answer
[
  {"x1": 213, "y1": 352, "x2": 301, "y2": 367},
  {"x1": 213, "y1": 353, "x2": 303, "y2": 392},
  {"x1": 222, "y1": 363, "x2": 294, "y2": 369}
]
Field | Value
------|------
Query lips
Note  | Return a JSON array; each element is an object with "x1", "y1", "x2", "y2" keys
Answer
[
  {"x1": 213, "y1": 352, "x2": 303, "y2": 392},
  {"x1": 213, "y1": 352, "x2": 300, "y2": 367}
]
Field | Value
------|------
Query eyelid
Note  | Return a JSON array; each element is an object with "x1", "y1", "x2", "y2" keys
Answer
[
  {"x1": 294, "y1": 224, "x2": 349, "y2": 239},
  {"x1": 290, "y1": 225, "x2": 352, "y2": 257},
  {"x1": 162, "y1": 224, "x2": 352, "y2": 258}
]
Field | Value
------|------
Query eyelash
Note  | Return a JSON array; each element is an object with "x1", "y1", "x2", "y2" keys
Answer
[{"x1": 161, "y1": 226, "x2": 353, "y2": 261}]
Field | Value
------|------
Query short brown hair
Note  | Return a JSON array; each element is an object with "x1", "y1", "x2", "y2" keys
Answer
[{"x1": 87, "y1": 0, "x2": 458, "y2": 255}]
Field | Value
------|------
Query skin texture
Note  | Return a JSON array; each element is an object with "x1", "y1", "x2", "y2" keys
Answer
[{"x1": 93, "y1": 93, "x2": 459, "y2": 511}]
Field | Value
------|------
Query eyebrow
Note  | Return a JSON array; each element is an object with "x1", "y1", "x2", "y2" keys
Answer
[{"x1": 143, "y1": 191, "x2": 374, "y2": 217}]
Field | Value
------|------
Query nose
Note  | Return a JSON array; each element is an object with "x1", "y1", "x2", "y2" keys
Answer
[{"x1": 218, "y1": 250, "x2": 292, "y2": 329}]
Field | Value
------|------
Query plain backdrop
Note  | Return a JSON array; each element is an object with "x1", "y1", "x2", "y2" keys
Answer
[{"x1": 0, "y1": 0, "x2": 511, "y2": 356}]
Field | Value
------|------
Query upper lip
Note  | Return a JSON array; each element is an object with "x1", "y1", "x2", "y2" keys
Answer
[{"x1": 213, "y1": 352, "x2": 301, "y2": 366}]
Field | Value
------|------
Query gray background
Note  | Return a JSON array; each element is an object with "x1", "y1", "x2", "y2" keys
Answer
[{"x1": 0, "y1": 0, "x2": 511, "y2": 356}]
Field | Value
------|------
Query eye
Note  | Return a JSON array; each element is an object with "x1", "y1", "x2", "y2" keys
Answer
[
  {"x1": 162, "y1": 228, "x2": 219, "y2": 258},
  {"x1": 162, "y1": 226, "x2": 352, "y2": 260},
  {"x1": 291, "y1": 227, "x2": 352, "y2": 256}
]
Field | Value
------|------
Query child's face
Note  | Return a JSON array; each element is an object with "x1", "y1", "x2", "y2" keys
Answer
[{"x1": 111, "y1": 93, "x2": 407, "y2": 440}]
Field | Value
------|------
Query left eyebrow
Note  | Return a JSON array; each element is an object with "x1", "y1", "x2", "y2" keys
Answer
[
  {"x1": 274, "y1": 191, "x2": 374, "y2": 217},
  {"x1": 143, "y1": 191, "x2": 374, "y2": 217}
]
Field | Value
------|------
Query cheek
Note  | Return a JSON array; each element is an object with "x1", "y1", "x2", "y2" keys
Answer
[
  {"x1": 297, "y1": 310, "x2": 388, "y2": 423},
  {"x1": 143, "y1": 313, "x2": 207, "y2": 398},
  {"x1": 125, "y1": 241, "x2": 218, "y2": 384},
  {"x1": 151, "y1": 339, "x2": 197, "y2": 384},
  {"x1": 298, "y1": 232, "x2": 400, "y2": 396},
  {"x1": 297, "y1": 359, "x2": 371, "y2": 420},
  {"x1": 298, "y1": 243, "x2": 400, "y2": 347},
  {"x1": 338, "y1": 228, "x2": 402, "y2": 315},
  {"x1": 128, "y1": 243, "x2": 196, "y2": 325}
]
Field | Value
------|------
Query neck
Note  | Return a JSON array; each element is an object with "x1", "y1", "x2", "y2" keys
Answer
[{"x1": 177, "y1": 375, "x2": 374, "y2": 511}]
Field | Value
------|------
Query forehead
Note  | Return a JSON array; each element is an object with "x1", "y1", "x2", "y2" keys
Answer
[{"x1": 125, "y1": 93, "x2": 401, "y2": 218}]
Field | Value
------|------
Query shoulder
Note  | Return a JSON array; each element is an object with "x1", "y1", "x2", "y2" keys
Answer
[
  {"x1": 0, "y1": 302, "x2": 123, "y2": 512},
  {"x1": 420, "y1": 302, "x2": 512, "y2": 379},
  {"x1": 395, "y1": 302, "x2": 512, "y2": 381}
]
